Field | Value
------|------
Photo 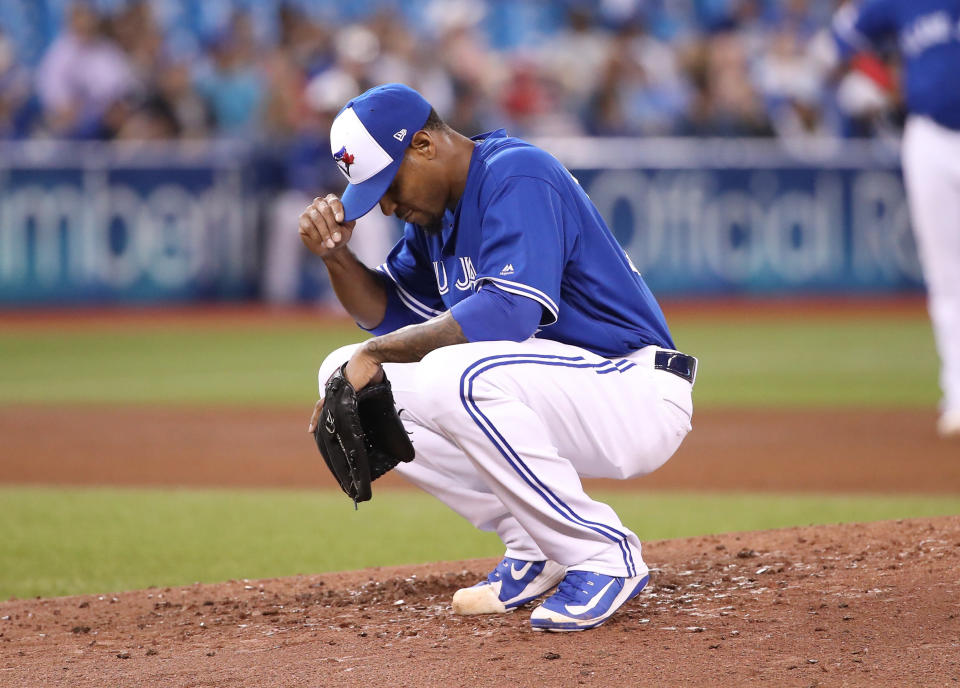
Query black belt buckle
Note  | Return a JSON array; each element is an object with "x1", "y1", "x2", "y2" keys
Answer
[{"x1": 654, "y1": 350, "x2": 697, "y2": 384}]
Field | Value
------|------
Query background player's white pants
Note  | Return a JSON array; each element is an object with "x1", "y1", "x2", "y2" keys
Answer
[
  {"x1": 318, "y1": 338, "x2": 693, "y2": 578},
  {"x1": 903, "y1": 116, "x2": 960, "y2": 417}
]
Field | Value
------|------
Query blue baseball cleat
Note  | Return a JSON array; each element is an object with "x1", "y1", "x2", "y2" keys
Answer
[
  {"x1": 452, "y1": 557, "x2": 566, "y2": 615},
  {"x1": 529, "y1": 570, "x2": 650, "y2": 631}
]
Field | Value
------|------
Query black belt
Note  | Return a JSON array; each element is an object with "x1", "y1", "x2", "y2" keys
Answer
[{"x1": 654, "y1": 350, "x2": 697, "y2": 384}]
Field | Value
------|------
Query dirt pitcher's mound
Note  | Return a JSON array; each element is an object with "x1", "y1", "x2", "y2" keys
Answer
[{"x1": 3, "y1": 517, "x2": 959, "y2": 687}]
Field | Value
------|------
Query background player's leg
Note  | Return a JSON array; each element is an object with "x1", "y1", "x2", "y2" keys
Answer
[{"x1": 903, "y1": 117, "x2": 960, "y2": 433}]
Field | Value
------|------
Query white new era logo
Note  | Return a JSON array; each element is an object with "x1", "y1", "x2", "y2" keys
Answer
[
  {"x1": 500, "y1": 263, "x2": 515, "y2": 275},
  {"x1": 393, "y1": 129, "x2": 407, "y2": 141}
]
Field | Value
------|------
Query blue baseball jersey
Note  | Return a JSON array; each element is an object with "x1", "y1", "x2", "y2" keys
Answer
[
  {"x1": 369, "y1": 129, "x2": 675, "y2": 358},
  {"x1": 832, "y1": 0, "x2": 960, "y2": 130}
]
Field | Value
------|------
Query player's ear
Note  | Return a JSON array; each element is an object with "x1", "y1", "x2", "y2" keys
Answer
[{"x1": 409, "y1": 130, "x2": 436, "y2": 160}]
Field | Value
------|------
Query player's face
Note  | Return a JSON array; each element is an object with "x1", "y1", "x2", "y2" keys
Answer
[{"x1": 378, "y1": 138, "x2": 448, "y2": 234}]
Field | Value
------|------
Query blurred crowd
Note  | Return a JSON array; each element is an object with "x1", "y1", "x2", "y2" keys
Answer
[{"x1": 0, "y1": 0, "x2": 903, "y2": 153}]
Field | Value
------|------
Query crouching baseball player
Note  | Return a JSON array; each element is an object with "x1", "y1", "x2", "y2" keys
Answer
[{"x1": 300, "y1": 84, "x2": 696, "y2": 632}]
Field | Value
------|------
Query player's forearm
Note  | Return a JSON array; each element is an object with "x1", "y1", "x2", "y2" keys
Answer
[
  {"x1": 362, "y1": 311, "x2": 468, "y2": 365},
  {"x1": 322, "y1": 249, "x2": 388, "y2": 329}
]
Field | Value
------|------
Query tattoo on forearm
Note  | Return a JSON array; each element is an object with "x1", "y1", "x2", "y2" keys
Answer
[{"x1": 366, "y1": 311, "x2": 467, "y2": 364}]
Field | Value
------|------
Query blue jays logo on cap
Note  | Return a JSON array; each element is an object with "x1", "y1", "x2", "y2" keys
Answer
[
  {"x1": 329, "y1": 83, "x2": 432, "y2": 222},
  {"x1": 333, "y1": 146, "x2": 355, "y2": 177}
]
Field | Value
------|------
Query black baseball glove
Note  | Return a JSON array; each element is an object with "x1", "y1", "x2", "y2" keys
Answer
[{"x1": 313, "y1": 363, "x2": 414, "y2": 506}]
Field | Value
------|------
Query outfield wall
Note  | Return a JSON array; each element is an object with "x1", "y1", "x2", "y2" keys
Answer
[{"x1": 0, "y1": 138, "x2": 922, "y2": 306}]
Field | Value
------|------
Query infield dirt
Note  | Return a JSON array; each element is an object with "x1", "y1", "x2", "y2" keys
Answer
[
  {"x1": 2, "y1": 516, "x2": 958, "y2": 687},
  {"x1": 2, "y1": 405, "x2": 958, "y2": 493}
]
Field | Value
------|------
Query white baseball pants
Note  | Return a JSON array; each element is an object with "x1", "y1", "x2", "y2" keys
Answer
[
  {"x1": 902, "y1": 116, "x2": 960, "y2": 417},
  {"x1": 318, "y1": 338, "x2": 693, "y2": 578}
]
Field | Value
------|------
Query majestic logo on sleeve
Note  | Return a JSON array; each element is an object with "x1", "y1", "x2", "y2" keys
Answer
[{"x1": 333, "y1": 146, "x2": 355, "y2": 177}]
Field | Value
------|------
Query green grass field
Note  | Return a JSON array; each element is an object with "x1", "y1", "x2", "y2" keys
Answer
[
  {"x1": 3, "y1": 487, "x2": 958, "y2": 600},
  {"x1": 0, "y1": 312, "x2": 939, "y2": 408},
  {"x1": 0, "y1": 308, "x2": 950, "y2": 600}
]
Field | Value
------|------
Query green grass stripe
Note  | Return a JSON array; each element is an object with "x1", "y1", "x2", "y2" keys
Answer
[
  {"x1": 1, "y1": 486, "x2": 957, "y2": 600},
  {"x1": 0, "y1": 323, "x2": 359, "y2": 406},
  {"x1": 0, "y1": 313, "x2": 939, "y2": 408},
  {"x1": 672, "y1": 314, "x2": 937, "y2": 407}
]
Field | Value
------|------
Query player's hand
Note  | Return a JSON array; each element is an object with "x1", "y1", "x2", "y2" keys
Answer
[
  {"x1": 344, "y1": 346, "x2": 385, "y2": 393},
  {"x1": 298, "y1": 194, "x2": 357, "y2": 258},
  {"x1": 308, "y1": 348, "x2": 385, "y2": 433},
  {"x1": 307, "y1": 398, "x2": 324, "y2": 434}
]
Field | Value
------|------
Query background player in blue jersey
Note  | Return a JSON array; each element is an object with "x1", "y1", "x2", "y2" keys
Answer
[
  {"x1": 827, "y1": 0, "x2": 960, "y2": 437},
  {"x1": 299, "y1": 84, "x2": 697, "y2": 631}
]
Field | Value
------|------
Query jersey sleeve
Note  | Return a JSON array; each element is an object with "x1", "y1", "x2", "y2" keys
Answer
[
  {"x1": 832, "y1": 0, "x2": 896, "y2": 57},
  {"x1": 473, "y1": 176, "x2": 566, "y2": 326},
  {"x1": 450, "y1": 283, "x2": 542, "y2": 343},
  {"x1": 362, "y1": 225, "x2": 445, "y2": 336}
]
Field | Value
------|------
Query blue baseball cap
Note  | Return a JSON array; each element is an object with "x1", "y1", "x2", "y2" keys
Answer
[{"x1": 329, "y1": 83, "x2": 433, "y2": 221}]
